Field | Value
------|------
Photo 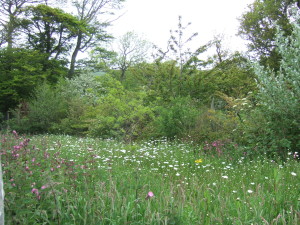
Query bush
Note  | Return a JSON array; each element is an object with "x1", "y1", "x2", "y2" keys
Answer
[
  {"x1": 150, "y1": 96, "x2": 199, "y2": 139},
  {"x1": 8, "y1": 83, "x2": 68, "y2": 133},
  {"x1": 247, "y1": 22, "x2": 300, "y2": 158},
  {"x1": 189, "y1": 107, "x2": 240, "y2": 143},
  {"x1": 51, "y1": 72, "x2": 104, "y2": 134},
  {"x1": 7, "y1": 72, "x2": 105, "y2": 135},
  {"x1": 85, "y1": 75, "x2": 154, "y2": 141}
]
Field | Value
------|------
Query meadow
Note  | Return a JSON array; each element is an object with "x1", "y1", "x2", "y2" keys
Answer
[{"x1": 1, "y1": 131, "x2": 300, "y2": 224}]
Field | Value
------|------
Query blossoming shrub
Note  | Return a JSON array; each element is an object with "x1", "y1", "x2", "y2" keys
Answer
[{"x1": 7, "y1": 72, "x2": 104, "y2": 135}]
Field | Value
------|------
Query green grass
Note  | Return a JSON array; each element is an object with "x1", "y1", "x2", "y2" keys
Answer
[{"x1": 1, "y1": 132, "x2": 300, "y2": 224}]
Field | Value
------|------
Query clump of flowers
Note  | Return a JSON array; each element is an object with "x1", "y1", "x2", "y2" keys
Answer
[
  {"x1": 1, "y1": 130, "x2": 96, "y2": 222},
  {"x1": 195, "y1": 159, "x2": 203, "y2": 163},
  {"x1": 31, "y1": 188, "x2": 41, "y2": 200},
  {"x1": 145, "y1": 191, "x2": 154, "y2": 200},
  {"x1": 203, "y1": 139, "x2": 238, "y2": 158}
]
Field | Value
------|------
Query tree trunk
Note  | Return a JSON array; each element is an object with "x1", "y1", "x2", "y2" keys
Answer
[
  {"x1": 6, "y1": 15, "x2": 15, "y2": 50},
  {"x1": 68, "y1": 31, "x2": 82, "y2": 78},
  {"x1": 120, "y1": 68, "x2": 126, "y2": 81}
]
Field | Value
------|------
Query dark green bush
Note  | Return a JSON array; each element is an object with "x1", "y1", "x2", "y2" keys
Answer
[
  {"x1": 8, "y1": 83, "x2": 68, "y2": 133},
  {"x1": 149, "y1": 96, "x2": 198, "y2": 139}
]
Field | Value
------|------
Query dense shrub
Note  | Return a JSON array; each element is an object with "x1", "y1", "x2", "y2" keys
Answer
[
  {"x1": 149, "y1": 96, "x2": 199, "y2": 139},
  {"x1": 7, "y1": 83, "x2": 68, "y2": 133},
  {"x1": 85, "y1": 75, "x2": 154, "y2": 141},
  {"x1": 7, "y1": 72, "x2": 103, "y2": 134},
  {"x1": 188, "y1": 107, "x2": 240, "y2": 143},
  {"x1": 51, "y1": 72, "x2": 104, "y2": 134},
  {"x1": 245, "y1": 22, "x2": 300, "y2": 157}
]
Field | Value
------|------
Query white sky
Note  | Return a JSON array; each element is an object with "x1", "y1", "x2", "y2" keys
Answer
[{"x1": 108, "y1": 0, "x2": 254, "y2": 53}]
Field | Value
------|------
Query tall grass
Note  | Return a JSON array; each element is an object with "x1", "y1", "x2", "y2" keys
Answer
[{"x1": 1, "y1": 131, "x2": 299, "y2": 224}]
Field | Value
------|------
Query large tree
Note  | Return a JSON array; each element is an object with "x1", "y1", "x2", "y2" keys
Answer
[
  {"x1": 238, "y1": 0, "x2": 300, "y2": 70},
  {"x1": 21, "y1": 4, "x2": 86, "y2": 60},
  {"x1": 114, "y1": 31, "x2": 151, "y2": 81},
  {"x1": 0, "y1": 0, "x2": 41, "y2": 49},
  {"x1": 0, "y1": 4, "x2": 81, "y2": 116},
  {"x1": 68, "y1": 0, "x2": 124, "y2": 78},
  {"x1": 0, "y1": 48, "x2": 67, "y2": 115}
]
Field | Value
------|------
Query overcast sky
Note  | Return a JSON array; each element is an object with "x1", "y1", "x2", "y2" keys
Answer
[{"x1": 108, "y1": 0, "x2": 255, "y2": 53}]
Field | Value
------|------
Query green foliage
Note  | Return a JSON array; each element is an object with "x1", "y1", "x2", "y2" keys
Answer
[
  {"x1": 149, "y1": 61, "x2": 181, "y2": 99},
  {"x1": 8, "y1": 83, "x2": 68, "y2": 133},
  {"x1": 7, "y1": 71, "x2": 108, "y2": 134},
  {"x1": 238, "y1": 0, "x2": 297, "y2": 70},
  {"x1": 207, "y1": 53, "x2": 257, "y2": 99},
  {"x1": 21, "y1": 4, "x2": 87, "y2": 59},
  {"x1": 0, "y1": 48, "x2": 67, "y2": 114},
  {"x1": 89, "y1": 47, "x2": 118, "y2": 72},
  {"x1": 246, "y1": 22, "x2": 300, "y2": 157},
  {"x1": 150, "y1": 96, "x2": 198, "y2": 139},
  {"x1": 188, "y1": 107, "x2": 241, "y2": 143},
  {"x1": 38, "y1": 71, "x2": 103, "y2": 134},
  {"x1": 29, "y1": 72, "x2": 105, "y2": 134},
  {"x1": 85, "y1": 75, "x2": 154, "y2": 141},
  {"x1": 123, "y1": 61, "x2": 183, "y2": 99},
  {"x1": 177, "y1": 53, "x2": 256, "y2": 107}
]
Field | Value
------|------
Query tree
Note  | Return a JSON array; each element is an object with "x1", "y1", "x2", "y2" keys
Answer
[
  {"x1": 209, "y1": 34, "x2": 229, "y2": 65},
  {"x1": 89, "y1": 47, "x2": 117, "y2": 71},
  {"x1": 208, "y1": 52, "x2": 257, "y2": 99},
  {"x1": 68, "y1": 0, "x2": 124, "y2": 78},
  {"x1": 0, "y1": 0, "x2": 41, "y2": 49},
  {"x1": 155, "y1": 16, "x2": 210, "y2": 74},
  {"x1": 152, "y1": 16, "x2": 210, "y2": 97},
  {"x1": 115, "y1": 31, "x2": 151, "y2": 81},
  {"x1": 206, "y1": 36, "x2": 256, "y2": 100},
  {"x1": 0, "y1": 48, "x2": 67, "y2": 115},
  {"x1": 238, "y1": 0, "x2": 300, "y2": 70},
  {"x1": 0, "y1": 5, "x2": 82, "y2": 116},
  {"x1": 169, "y1": 16, "x2": 200, "y2": 75},
  {"x1": 21, "y1": 4, "x2": 86, "y2": 60}
]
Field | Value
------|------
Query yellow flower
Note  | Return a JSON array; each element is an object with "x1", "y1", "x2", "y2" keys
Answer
[{"x1": 195, "y1": 159, "x2": 203, "y2": 163}]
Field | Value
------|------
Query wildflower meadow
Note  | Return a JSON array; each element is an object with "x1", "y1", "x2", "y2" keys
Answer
[
  {"x1": 1, "y1": 0, "x2": 300, "y2": 224},
  {"x1": 1, "y1": 131, "x2": 299, "y2": 224}
]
